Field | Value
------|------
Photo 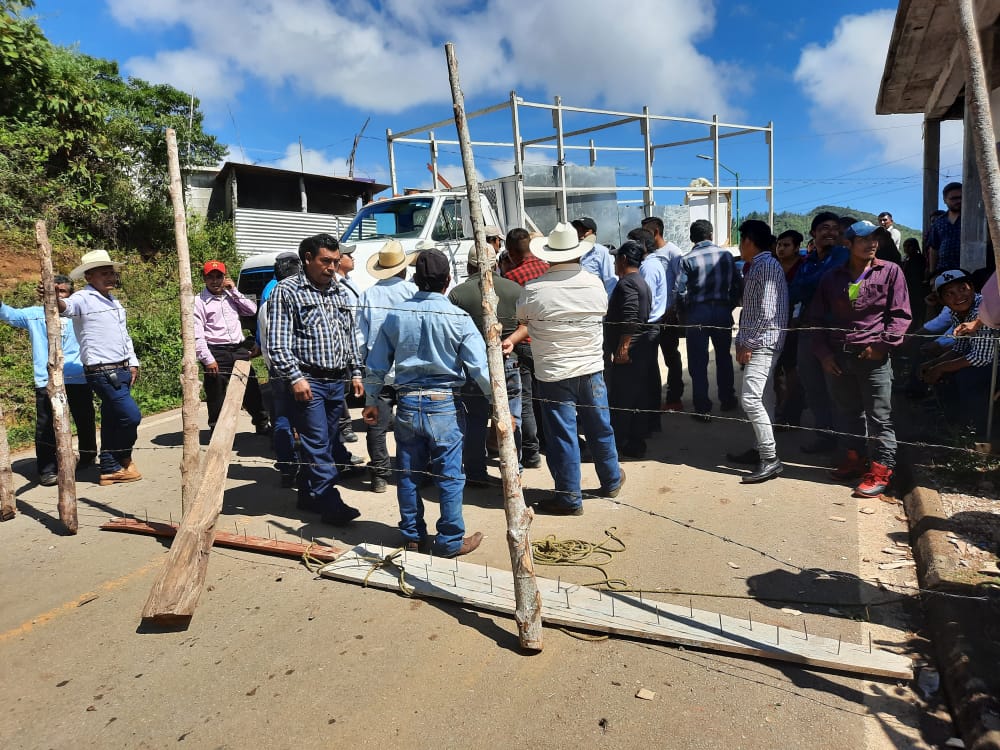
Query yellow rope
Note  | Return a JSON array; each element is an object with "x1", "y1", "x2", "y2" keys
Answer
[{"x1": 530, "y1": 527, "x2": 631, "y2": 590}]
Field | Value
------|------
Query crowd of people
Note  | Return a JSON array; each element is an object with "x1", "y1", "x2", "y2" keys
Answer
[{"x1": 3, "y1": 184, "x2": 998, "y2": 557}]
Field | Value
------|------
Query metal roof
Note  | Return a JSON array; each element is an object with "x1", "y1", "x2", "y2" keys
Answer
[{"x1": 215, "y1": 161, "x2": 389, "y2": 197}]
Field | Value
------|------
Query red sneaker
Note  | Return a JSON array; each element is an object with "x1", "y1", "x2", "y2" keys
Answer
[
  {"x1": 662, "y1": 400, "x2": 683, "y2": 412},
  {"x1": 853, "y1": 462, "x2": 893, "y2": 498},
  {"x1": 829, "y1": 449, "x2": 867, "y2": 481}
]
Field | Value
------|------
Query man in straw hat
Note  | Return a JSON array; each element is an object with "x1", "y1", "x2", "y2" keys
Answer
[
  {"x1": 356, "y1": 240, "x2": 419, "y2": 493},
  {"x1": 57, "y1": 249, "x2": 142, "y2": 486},
  {"x1": 363, "y1": 248, "x2": 488, "y2": 557},
  {"x1": 502, "y1": 223, "x2": 624, "y2": 515}
]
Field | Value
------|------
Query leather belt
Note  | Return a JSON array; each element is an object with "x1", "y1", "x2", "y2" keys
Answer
[
  {"x1": 300, "y1": 365, "x2": 346, "y2": 380},
  {"x1": 84, "y1": 360, "x2": 130, "y2": 373}
]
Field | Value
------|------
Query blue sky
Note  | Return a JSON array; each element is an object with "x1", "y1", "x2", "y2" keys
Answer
[{"x1": 32, "y1": 0, "x2": 963, "y2": 230}]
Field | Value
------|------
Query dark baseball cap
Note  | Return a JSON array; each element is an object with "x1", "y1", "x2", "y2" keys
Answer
[
  {"x1": 571, "y1": 217, "x2": 597, "y2": 234},
  {"x1": 414, "y1": 248, "x2": 451, "y2": 290},
  {"x1": 611, "y1": 240, "x2": 645, "y2": 266}
]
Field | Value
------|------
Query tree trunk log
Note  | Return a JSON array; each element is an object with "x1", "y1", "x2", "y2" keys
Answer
[
  {"x1": 166, "y1": 128, "x2": 203, "y2": 513},
  {"x1": 35, "y1": 220, "x2": 78, "y2": 534},
  {"x1": 0, "y1": 402, "x2": 15, "y2": 522},
  {"x1": 140, "y1": 360, "x2": 250, "y2": 627},
  {"x1": 954, "y1": 0, "x2": 1000, "y2": 296},
  {"x1": 445, "y1": 42, "x2": 543, "y2": 651}
]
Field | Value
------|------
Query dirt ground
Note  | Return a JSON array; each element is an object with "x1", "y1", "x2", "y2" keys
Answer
[{"x1": 0, "y1": 390, "x2": 958, "y2": 749}]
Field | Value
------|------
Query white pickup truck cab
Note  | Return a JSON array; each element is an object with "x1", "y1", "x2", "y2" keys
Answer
[{"x1": 236, "y1": 190, "x2": 502, "y2": 300}]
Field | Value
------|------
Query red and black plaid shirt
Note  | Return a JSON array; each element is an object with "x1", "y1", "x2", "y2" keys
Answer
[{"x1": 503, "y1": 256, "x2": 549, "y2": 286}]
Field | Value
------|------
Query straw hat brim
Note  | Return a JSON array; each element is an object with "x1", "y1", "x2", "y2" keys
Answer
[
  {"x1": 528, "y1": 234, "x2": 594, "y2": 263},
  {"x1": 366, "y1": 251, "x2": 417, "y2": 280},
  {"x1": 70, "y1": 260, "x2": 124, "y2": 281}
]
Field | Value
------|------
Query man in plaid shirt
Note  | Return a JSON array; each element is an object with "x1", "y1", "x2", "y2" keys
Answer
[
  {"x1": 920, "y1": 270, "x2": 998, "y2": 438},
  {"x1": 501, "y1": 228, "x2": 549, "y2": 468},
  {"x1": 267, "y1": 233, "x2": 364, "y2": 526},
  {"x1": 728, "y1": 220, "x2": 788, "y2": 483}
]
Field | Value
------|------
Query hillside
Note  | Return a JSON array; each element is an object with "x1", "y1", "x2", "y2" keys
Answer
[{"x1": 744, "y1": 205, "x2": 921, "y2": 245}]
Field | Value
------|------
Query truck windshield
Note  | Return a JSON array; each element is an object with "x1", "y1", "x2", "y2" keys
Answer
[{"x1": 341, "y1": 197, "x2": 435, "y2": 242}]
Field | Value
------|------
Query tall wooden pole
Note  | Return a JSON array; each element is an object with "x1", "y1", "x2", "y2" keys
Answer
[
  {"x1": 166, "y1": 127, "x2": 202, "y2": 512},
  {"x1": 35, "y1": 220, "x2": 78, "y2": 534},
  {"x1": 445, "y1": 42, "x2": 543, "y2": 651},
  {"x1": 954, "y1": 0, "x2": 1000, "y2": 294},
  {"x1": 0, "y1": 402, "x2": 15, "y2": 522}
]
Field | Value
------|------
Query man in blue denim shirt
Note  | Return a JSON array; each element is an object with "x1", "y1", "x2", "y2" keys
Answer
[
  {"x1": 364, "y1": 249, "x2": 489, "y2": 558},
  {"x1": 1, "y1": 275, "x2": 96, "y2": 485}
]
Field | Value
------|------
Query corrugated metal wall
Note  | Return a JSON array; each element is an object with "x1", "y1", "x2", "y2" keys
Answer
[{"x1": 234, "y1": 208, "x2": 355, "y2": 257}]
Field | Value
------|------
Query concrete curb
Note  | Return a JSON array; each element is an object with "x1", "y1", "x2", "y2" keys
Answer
[{"x1": 902, "y1": 482, "x2": 1000, "y2": 750}]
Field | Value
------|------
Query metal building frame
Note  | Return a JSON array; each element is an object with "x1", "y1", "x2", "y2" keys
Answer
[{"x1": 386, "y1": 90, "x2": 774, "y2": 233}]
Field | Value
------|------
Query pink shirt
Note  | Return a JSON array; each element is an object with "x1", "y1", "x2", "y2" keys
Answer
[{"x1": 193, "y1": 287, "x2": 257, "y2": 365}]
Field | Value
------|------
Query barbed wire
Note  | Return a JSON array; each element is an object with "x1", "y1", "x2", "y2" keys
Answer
[{"x1": 11, "y1": 446, "x2": 992, "y2": 608}]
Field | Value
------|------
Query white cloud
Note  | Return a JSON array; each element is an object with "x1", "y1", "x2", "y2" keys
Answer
[
  {"x1": 794, "y1": 10, "x2": 963, "y2": 170},
  {"x1": 125, "y1": 49, "x2": 239, "y2": 102},
  {"x1": 106, "y1": 0, "x2": 742, "y2": 118}
]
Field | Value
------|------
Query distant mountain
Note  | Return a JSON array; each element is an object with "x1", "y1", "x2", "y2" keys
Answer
[{"x1": 743, "y1": 205, "x2": 921, "y2": 246}]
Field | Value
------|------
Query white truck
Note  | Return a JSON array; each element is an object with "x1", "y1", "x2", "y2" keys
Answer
[{"x1": 237, "y1": 189, "x2": 503, "y2": 300}]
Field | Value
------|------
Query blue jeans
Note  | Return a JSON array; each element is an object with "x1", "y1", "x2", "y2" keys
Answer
[
  {"x1": 825, "y1": 353, "x2": 896, "y2": 467},
  {"x1": 394, "y1": 393, "x2": 467, "y2": 556},
  {"x1": 683, "y1": 303, "x2": 736, "y2": 413},
  {"x1": 535, "y1": 372, "x2": 621, "y2": 509},
  {"x1": 290, "y1": 376, "x2": 351, "y2": 513},
  {"x1": 87, "y1": 367, "x2": 142, "y2": 474},
  {"x1": 515, "y1": 343, "x2": 541, "y2": 462},
  {"x1": 267, "y1": 370, "x2": 297, "y2": 478},
  {"x1": 461, "y1": 356, "x2": 522, "y2": 480}
]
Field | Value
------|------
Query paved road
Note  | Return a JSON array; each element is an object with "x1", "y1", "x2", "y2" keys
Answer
[{"x1": 0, "y1": 399, "x2": 941, "y2": 749}]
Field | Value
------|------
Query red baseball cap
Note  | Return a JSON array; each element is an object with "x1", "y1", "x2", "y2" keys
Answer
[{"x1": 203, "y1": 260, "x2": 226, "y2": 275}]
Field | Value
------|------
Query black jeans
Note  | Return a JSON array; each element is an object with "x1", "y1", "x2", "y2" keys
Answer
[
  {"x1": 515, "y1": 342, "x2": 542, "y2": 460},
  {"x1": 658, "y1": 324, "x2": 684, "y2": 403},
  {"x1": 366, "y1": 385, "x2": 395, "y2": 479},
  {"x1": 35, "y1": 384, "x2": 97, "y2": 476},
  {"x1": 204, "y1": 344, "x2": 268, "y2": 428},
  {"x1": 608, "y1": 340, "x2": 656, "y2": 449}
]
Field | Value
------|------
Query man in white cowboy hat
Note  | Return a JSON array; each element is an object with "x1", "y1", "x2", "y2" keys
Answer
[
  {"x1": 356, "y1": 240, "x2": 419, "y2": 493},
  {"x1": 57, "y1": 249, "x2": 142, "y2": 486},
  {"x1": 502, "y1": 223, "x2": 624, "y2": 515}
]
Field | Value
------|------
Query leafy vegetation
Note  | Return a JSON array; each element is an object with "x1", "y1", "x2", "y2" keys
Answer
[
  {"x1": 0, "y1": 2, "x2": 239, "y2": 448},
  {"x1": 0, "y1": 0, "x2": 226, "y2": 249},
  {"x1": 743, "y1": 205, "x2": 922, "y2": 246}
]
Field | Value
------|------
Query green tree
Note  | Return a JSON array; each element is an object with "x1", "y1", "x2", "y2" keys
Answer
[{"x1": 0, "y1": 2, "x2": 226, "y2": 249}]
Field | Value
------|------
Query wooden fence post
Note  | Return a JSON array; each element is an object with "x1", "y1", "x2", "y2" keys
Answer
[
  {"x1": 0, "y1": 402, "x2": 15, "y2": 522},
  {"x1": 140, "y1": 360, "x2": 250, "y2": 627},
  {"x1": 445, "y1": 42, "x2": 543, "y2": 651},
  {"x1": 166, "y1": 127, "x2": 202, "y2": 512},
  {"x1": 35, "y1": 220, "x2": 78, "y2": 534}
]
